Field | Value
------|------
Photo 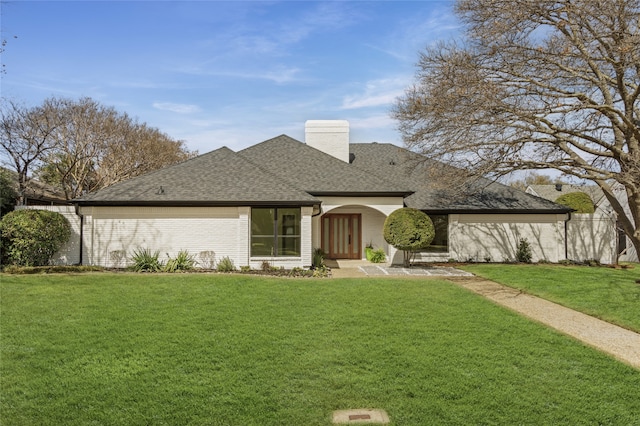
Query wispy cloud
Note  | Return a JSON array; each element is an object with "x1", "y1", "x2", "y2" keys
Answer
[
  {"x1": 236, "y1": 67, "x2": 302, "y2": 84},
  {"x1": 183, "y1": 2, "x2": 362, "y2": 69},
  {"x1": 112, "y1": 80, "x2": 164, "y2": 90},
  {"x1": 152, "y1": 102, "x2": 201, "y2": 114},
  {"x1": 350, "y1": 114, "x2": 397, "y2": 131},
  {"x1": 278, "y1": 2, "x2": 361, "y2": 44},
  {"x1": 174, "y1": 65, "x2": 302, "y2": 84},
  {"x1": 366, "y1": 6, "x2": 461, "y2": 62},
  {"x1": 340, "y1": 77, "x2": 410, "y2": 110}
]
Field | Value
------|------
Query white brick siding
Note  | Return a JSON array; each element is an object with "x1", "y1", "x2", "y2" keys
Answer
[
  {"x1": 446, "y1": 213, "x2": 567, "y2": 263},
  {"x1": 80, "y1": 206, "x2": 240, "y2": 268},
  {"x1": 566, "y1": 213, "x2": 617, "y2": 264},
  {"x1": 79, "y1": 205, "x2": 314, "y2": 269}
]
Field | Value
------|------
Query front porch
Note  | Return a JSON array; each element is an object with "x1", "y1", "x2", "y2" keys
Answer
[{"x1": 313, "y1": 196, "x2": 405, "y2": 263}]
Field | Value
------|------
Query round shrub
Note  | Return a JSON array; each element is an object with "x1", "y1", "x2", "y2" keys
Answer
[
  {"x1": 0, "y1": 209, "x2": 71, "y2": 266},
  {"x1": 555, "y1": 192, "x2": 595, "y2": 213},
  {"x1": 383, "y1": 208, "x2": 435, "y2": 266}
]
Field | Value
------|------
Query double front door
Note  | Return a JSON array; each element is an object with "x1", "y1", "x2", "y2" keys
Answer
[{"x1": 322, "y1": 214, "x2": 361, "y2": 259}]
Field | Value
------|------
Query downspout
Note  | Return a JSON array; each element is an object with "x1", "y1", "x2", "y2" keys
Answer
[
  {"x1": 74, "y1": 203, "x2": 84, "y2": 265},
  {"x1": 311, "y1": 204, "x2": 323, "y2": 265},
  {"x1": 564, "y1": 211, "x2": 571, "y2": 261}
]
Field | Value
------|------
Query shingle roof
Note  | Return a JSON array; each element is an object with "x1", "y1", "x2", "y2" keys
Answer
[
  {"x1": 2, "y1": 167, "x2": 68, "y2": 204},
  {"x1": 75, "y1": 134, "x2": 570, "y2": 213},
  {"x1": 238, "y1": 135, "x2": 412, "y2": 195},
  {"x1": 527, "y1": 184, "x2": 605, "y2": 206},
  {"x1": 75, "y1": 146, "x2": 318, "y2": 206},
  {"x1": 349, "y1": 143, "x2": 570, "y2": 213}
]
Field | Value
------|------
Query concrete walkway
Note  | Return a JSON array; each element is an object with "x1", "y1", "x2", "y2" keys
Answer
[
  {"x1": 328, "y1": 261, "x2": 640, "y2": 369},
  {"x1": 450, "y1": 277, "x2": 640, "y2": 369},
  {"x1": 327, "y1": 260, "x2": 473, "y2": 278}
]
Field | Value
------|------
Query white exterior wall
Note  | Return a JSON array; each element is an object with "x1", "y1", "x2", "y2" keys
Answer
[
  {"x1": 446, "y1": 213, "x2": 567, "y2": 263},
  {"x1": 527, "y1": 183, "x2": 638, "y2": 263},
  {"x1": 80, "y1": 206, "x2": 241, "y2": 268},
  {"x1": 613, "y1": 184, "x2": 639, "y2": 262},
  {"x1": 313, "y1": 197, "x2": 404, "y2": 261},
  {"x1": 566, "y1": 213, "x2": 617, "y2": 264},
  {"x1": 18, "y1": 205, "x2": 82, "y2": 265},
  {"x1": 80, "y1": 205, "x2": 313, "y2": 269},
  {"x1": 620, "y1": 237, "x2": 639, "y2": 263}
]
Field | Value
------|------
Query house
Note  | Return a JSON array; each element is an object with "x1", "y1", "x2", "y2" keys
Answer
[
  {"x1": 67, "y1": 120, "x2": 575, "y2": 268},
  {"x1": 1, "y1": 167, "x2": 68, "y2": 207},
  {"x1": 526, "y1": 184, "x2": 638, "y2": 263}
]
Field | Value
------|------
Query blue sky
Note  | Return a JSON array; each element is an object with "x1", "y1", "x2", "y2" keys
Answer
[{"x1": 1, "y1": 1, "x2": 461, "y2": 154}]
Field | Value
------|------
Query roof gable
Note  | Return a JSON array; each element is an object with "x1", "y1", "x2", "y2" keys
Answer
[
  {"x1": 75, "y1": 146, "x2": 317, "y2": 206},
  {"x1": 238, "y1": 135, "x2": 412, "y2": 195}
]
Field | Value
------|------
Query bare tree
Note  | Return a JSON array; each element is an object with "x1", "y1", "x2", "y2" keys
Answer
[
  {"x1": 36, "y1": 97, "x2": 121, "y2": 199},
  {"x1": 508, "y1": 172, "x2": 561, "y2": 191},
  {"x1": 0, "y1": 99, "x2": 59, "y2": 204},
  {"x1": 94, "y1": 122, "x2": 193, "y2": 190},
  {"x1": 393, "y1": 0, "x2": 640, "y2": 256},
  {"x1": 1, "y1": 96, "x2": 196, "y2": 200}
]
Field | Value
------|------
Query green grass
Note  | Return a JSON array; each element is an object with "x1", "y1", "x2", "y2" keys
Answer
[
  {"x1": 2, "y1": 274, "x2": 639, "y2": 425},
  {"x1": 462, "y1": 264, "x2": 640, "y2": 333}
]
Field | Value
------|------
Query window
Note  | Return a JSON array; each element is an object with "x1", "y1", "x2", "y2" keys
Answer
[
  {"x1": 251, "y1": 208, "x2": 301, "y2": 257},
  {"x1": 421, "y1": 214, "x2": 448, "y2": 253}
]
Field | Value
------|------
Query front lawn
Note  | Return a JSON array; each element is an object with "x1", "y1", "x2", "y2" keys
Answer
[
  {"x1": 1, "y1": 274, "x2": 639, "y2": 425},
  {"x1": 462, "y1": 263, "x2": 640, "y2": 333}
]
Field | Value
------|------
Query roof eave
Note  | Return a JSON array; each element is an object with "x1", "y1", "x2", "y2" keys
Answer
[
  {"x1": 420, "y1": 208, "x2": 572, "y2": 214},
  {"x1": 308, "y1": 191, "x2": 413, "y2": 197},
  {"x1": 74, "y1": 199, "x2": 319, "y2": 207}
]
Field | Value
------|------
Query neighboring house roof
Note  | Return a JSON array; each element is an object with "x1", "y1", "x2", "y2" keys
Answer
[
  {"x1": 526, "y1": 184, "x2": 606, "y2": 206},
  {"x1": 350, "y1": 143, "x2": 569, "y2": 213},
  {"x1": 75, "y1": 146, "x2": 318, "y2": 206},
  {"x1": 76, "y1": 134, "x2": 570, "y2": 213},
  {"x1": 1, "y1": 167, "x2": 68, "y2": 205}
]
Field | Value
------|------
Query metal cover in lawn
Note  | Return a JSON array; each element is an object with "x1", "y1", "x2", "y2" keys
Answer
[{"x1": 332, "y1": 409, "x2": 390, "y2": 424}]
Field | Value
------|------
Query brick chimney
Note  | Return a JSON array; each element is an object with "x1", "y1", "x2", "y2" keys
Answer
[{"x1": 305, "y1": 120, "x2": 349, "y2": 163}]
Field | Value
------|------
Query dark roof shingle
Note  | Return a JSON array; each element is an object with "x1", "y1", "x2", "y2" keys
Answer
[
  {"x1": 75, "y1": 146, "x2": 318, "y2": 206},
  {"x1": 76, "y1": 134, "x2": 570, "y2": 213},
  {"x1": 349, "y1": 143, "x2": 570, "y2": 213},
  {"x1": 238, "y1": 135, "x2": 412, "y2": 195}
]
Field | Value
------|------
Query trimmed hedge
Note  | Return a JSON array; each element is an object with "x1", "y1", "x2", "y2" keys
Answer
[
  {"x1": 555, "y1": 191, "x2": 595, "y2": 213},
  {"x1": 0, "y1": 209, "x2": 71, "y2": 266}
]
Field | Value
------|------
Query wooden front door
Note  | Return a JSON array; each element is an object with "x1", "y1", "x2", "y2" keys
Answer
[{"x1": 322, "y1": 214, "x2": 361, "y2": 259}]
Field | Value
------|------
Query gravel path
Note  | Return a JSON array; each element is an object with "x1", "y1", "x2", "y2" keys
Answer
[{"x1": 449, "y1": 277, "x2": 640, "y2": 369}]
